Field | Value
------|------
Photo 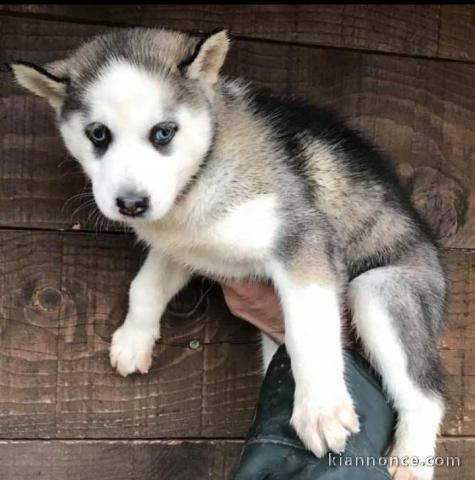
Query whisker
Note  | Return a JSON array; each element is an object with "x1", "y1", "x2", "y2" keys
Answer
[
  {"x1": 86, "y1": 205, "x2": 100, "y2": 223},
  {"x1": 62, "y1": 192, "x2": 93, "y2": 211},
  {"x1": 70, "y1": 198, "x2": 96, "y2": 219}
]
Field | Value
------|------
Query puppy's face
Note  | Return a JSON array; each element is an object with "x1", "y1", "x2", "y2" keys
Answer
[
  {"x1": 60, "y1": 61, "x2": 214, "y2": 222},
  {"x1": 10, "y1": 28, "x2": 229, "y2": 223}
]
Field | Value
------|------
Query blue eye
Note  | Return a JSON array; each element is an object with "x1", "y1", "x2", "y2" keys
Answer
[{"x1": 150, "y1": 123, "x2": 177, "y2": 146}]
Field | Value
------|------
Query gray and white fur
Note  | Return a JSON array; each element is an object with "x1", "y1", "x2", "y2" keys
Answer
[{"x1": 10, "y1": 27, "x2": 447, "y2": 480}]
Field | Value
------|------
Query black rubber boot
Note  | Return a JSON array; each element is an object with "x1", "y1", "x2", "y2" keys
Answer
[{"x1": 232, "y1": 346, "x2": 395, "y2": 479}]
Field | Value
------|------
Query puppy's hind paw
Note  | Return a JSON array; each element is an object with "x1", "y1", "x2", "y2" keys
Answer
[{"x1": 388, "y1": 465, "x2": 433, "y2": 480}]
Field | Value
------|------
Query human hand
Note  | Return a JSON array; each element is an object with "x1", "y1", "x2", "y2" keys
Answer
[
  {"x1": 221, "y1": 279, "x2": 285, "y2": 344},
  {"x1": 221, "y1": 279, "x2": 355, "y2": 348}
]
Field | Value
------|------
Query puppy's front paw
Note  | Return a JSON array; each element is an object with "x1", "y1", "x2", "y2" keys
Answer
[
  {"x1": 291, "y1": 394, "x2": 360, "y2": 457},
  {"x1": 109, "y1": 324, "x2": 157, "y2": 377}
]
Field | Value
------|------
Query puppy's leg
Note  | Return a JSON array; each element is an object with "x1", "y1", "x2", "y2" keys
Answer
[
  {"x1": 260, "y1": 333, "x2": 279, "y2": 373},
  {"x1": 269, "y1": 260, "x2": 359, "y2": 458},
  {"x1": 349, "y1": 265, "x2": 446, "y2": 480},
  {"x1": 110, "y1": 248, "x2": 190, "y2": 377}
]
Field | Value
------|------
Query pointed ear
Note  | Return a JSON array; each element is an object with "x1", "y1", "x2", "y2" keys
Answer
[
  {"x1": 181, "y1": 30, "x2": 230, "y2": 84},
  {"x1": 9, "y1": 61, "x2": 68, "y2": 111}
]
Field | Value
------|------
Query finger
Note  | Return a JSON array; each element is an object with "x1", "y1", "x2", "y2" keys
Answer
[{"x1": 221, "y1": 280, "x2": 258, "y2": 298}]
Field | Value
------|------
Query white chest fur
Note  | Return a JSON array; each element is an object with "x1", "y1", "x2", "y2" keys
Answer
[{"x1": 135, "y1": 194, "x2": 281, "y2": 279}]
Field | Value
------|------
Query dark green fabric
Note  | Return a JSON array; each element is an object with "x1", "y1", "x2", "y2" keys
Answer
[{"x1": 232, "y1": 346, "x2": 396, "y2": 479}]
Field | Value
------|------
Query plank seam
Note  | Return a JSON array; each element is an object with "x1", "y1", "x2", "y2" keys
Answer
[{"x1": 0, "y1": 11, "x2": 474, "y2": 65}]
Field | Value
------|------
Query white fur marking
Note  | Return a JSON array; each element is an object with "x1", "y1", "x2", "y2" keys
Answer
[
  {"x1": 270, "y1": 263, "x2": 359, "y2": 457},
  {"x1": 136, "y1": 194, "x2": 279, "y2": 279},
  {"x1": 211, "y1": 194, "x2": 280, "y2": 255},
  {"x1": 110, "y1": 249, "x2": 190, "y2": 376},
  {"x1": 261, "y1": 333, "x2": 279, "y2": 373}
]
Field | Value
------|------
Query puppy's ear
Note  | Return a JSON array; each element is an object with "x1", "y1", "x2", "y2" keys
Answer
[
  {"x1": 181, "y1": 29, "x2": 230, "y2": 84},
  {"x1": 9, "y1": 61, "x2": 68, "y2": 111}
]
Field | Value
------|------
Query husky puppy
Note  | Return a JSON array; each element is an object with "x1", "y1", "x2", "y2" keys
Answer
[{"x1": 11, "y1": 28, "x2": 447, "y2": 480}]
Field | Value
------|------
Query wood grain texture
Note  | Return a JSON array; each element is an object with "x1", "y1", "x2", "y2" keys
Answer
[
  {"x1": 0, "y1": 438, "x2": 470, "y2": 480},
  {"x1": 0, "y1": 440, "x2": 243, "y2": 480},
  {"x1": 441, "y1": 249, "x2": 475, "y2": 437},
  {"x1": 435, "y1": 438, "x2": 474, "y2": 480},
  {"x1": 1, "y1": 16, "x2": 474, "y2": 247},
  {"x1": 439, "y1": 6, "x2": 475, "y2": 62},
  {"x1": 0, "y1": 230, "x2": 261, "y2": 439},
  {"x1": 1, "y1": 5, "x2": 473, "y2": 61}
]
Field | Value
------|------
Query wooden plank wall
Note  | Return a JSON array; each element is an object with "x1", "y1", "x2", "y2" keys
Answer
[{"x1": 0, "y1": 5, "x2": 474, "y2": 479}]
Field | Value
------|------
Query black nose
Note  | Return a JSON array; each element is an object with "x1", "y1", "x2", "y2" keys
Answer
[{"x1": 116, "y1": 195, "x2": 150, "y2": 217}]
